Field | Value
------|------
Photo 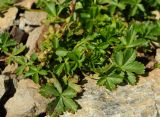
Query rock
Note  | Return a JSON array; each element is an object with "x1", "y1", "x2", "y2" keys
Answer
[
  {"x1": 152, "y1": 10, "x2": 160, "y2": 20},
  {"x1": 21, "y1": 10, "x2": 47, "y2": 26},
  {"x1": 5, "y1": 79, "x2": 49, "y2": 117},
  {"x1": 2, "y1": 64, "x2": 18, "y2": 75},
  {"x1": 10, "y1": 26, "x2": 29, "y2": 43},
  {"x1": 155, "y1": 49, "x2": 160, "y2": 63},
  {"x1": 24, "y1": 26, "x2": 34, "y2": 33},
  {"x1": 61, "y1": 69, "x2": 160, "y2": 117},
  {"x1": 0, "y1": 75, "x2": 5, "y2": 98},
  {"x1": 0, "y1": 7, "x2": 18, "y2": 33},
  {"x1": 19, "y1": 17, "x2": 26, "y2": 30},
  {"x1": 15, "y1": 0, "x2": 37, "y2": 9},
  {"x1": 26, "y1": 26, "x2": 48, "y2": 56}
]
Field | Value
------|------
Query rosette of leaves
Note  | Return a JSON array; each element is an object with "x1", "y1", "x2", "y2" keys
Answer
[
  {"x1": 119, "y1": 26, "x2": 148, "y2": 49},
  {"x1": 0, "y1": 32, "x2": 16, "y2": 54},
  {"x1": 97, "y1": 49, "x2": 145, "y2": 90},
  {"x1": 40, "y1": 76, "x2": 82, "y2": 116}
]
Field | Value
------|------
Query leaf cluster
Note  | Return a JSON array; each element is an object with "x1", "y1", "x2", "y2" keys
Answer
[{"x1": 1, "y1": 0, "x2": 160, "y2": 116}]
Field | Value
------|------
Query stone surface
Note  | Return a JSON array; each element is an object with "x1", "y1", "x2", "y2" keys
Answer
[
  {"x1": 15, "y1": 0, "x2": 37, "y2": 9},
  {"x1": 26, "y1": 26, "x2": 47, "y2": 56},
  {"x1": 61, "y1": 69, "x2": 160, "y2": 117},
  {"x1": 2, "y1": 64, "x2": 18, "y2": 75},
  {"x1": 0, "y1": 75, "x2": 5, "y2": 98},
  {"x1": 0, "y1": 7, "x2": 18, "y2": 32},
  {"x1": 155, "y1": 49, "x2": 160, "y2": 63},
  {"x1": 10, "y1": 26, "x2": 28, "y2": 43},
  {"x1": 5, "y1": 79, "x2": 49, "y2": 117},
  {"x1": 21, "y1": 10, "x2": 47, "y2": 26}
]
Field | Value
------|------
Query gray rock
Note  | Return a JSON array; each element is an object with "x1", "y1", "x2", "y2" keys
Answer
[
  {"x1": 21, "y1": 10, "x2": 47, "y2": 26},
  {"x1": 61, "y1": 69, "x2": 160, "y2": 117},
  {"x1": 155, "y1": 49, "x2": 160, "y2": 63},
  {"x1": 0, "y1": 75, "x2": 5, "y2": 98},
  {"x1": 2, "y1": 64, "x2": 18, "y2": 75},
  {"x1": 26, "y1": 26, "x2": 47, "y2": 56},
  {"x1": 15, "y1": 0, "x2": 37, "y2": 9},
  {"x1": 5, "y1": 79, "x2": 49, "y2": 117},
  {"x1": 0, "y1": 7, "x2": 18, "y2": 33}
]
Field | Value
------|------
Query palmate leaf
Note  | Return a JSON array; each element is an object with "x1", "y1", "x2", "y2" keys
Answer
[
  {"x1": 123, "y1": 49, "x2": 136, "y2": 65},
  {"x1": 120, "y1": 27, "x2": 148, "y2": 48},
  {"x1": 40, "y1": 78, "x2": 79, "y2": 116},
  {"x1": 113, "y1": 49, "x2": 145, "y2": 74},
  {"x1": 62, "y1": 97, "x2": 78, "y2": 113},
  {"x1": 97, "y1": 73, "x2": 123, "y2": 90},
  {"x1": 62, "y1": 87, "x2": 77, "y2": 98},
  {"x1": 40, "y1": 83, "x2": 60, "y2": 97},
  {"x1": 122, "y1": 0, "x2": 145, "y2": 16},
  {"x1": 0, "y1": 32, "x2": 17, "y2": 53},
  {"x1": 68, "y1": 80, "x2": 82, "y2": 93},
  {"x1": 50, "y1": 97, "x2": 65, "y2": 116},
  {"x1": 25, "y1": 66, "x2": 47, "y2": 83},
  {"x1": 122, "y1": 61, "x2": 145, "y2": 74}
]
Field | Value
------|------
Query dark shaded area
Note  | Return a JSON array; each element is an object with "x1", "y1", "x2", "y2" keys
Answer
[
  {"x1": 0, "y1": 79, "x2": 16, "y2": 117},
  {"x1": 10, "y1": 26, "x2": 29, "y2": 44},
  {"x1": 0, "y1": 61, "x2": 5, "y2": 74},
  {"x1": 37, "y1": 112, "x2": 46, "y2": 117}
]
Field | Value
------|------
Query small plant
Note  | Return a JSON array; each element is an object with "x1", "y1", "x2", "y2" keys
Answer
[
  {"x1": 40, "y1": 76, "x2": 82, "y2": 116},
  {"x1": 0, "y1": 32, "x2": 16, "y2": 54},
  {"x1": 1, "y1": 0, "x2": 160, "y2": 116},
  {"x1": 97, "y1": 49, "x2": 145, "y2": 90}
]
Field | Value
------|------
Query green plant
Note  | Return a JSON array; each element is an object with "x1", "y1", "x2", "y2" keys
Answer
[
  {"x1": 0, "y1": 0, "x2": 159, "y2": 116},
  {"x1": 40, "y1": 76, "x2": 81, "y2": 116},
  {"x1": 0, "y1": 0, "x2": 17, "y2": 12},
  {"x1": 0, "y1": 32, "x2": 16, "y2": 54}
]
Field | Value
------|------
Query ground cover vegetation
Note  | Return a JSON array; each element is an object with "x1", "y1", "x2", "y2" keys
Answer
[{"x1": 0, "y1": 0, "x2": 160, "y2": 116}]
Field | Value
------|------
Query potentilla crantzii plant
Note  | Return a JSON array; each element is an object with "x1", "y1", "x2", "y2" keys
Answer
[{"x1": 1, "y1": 0, "x2": 160, "y2": 116}]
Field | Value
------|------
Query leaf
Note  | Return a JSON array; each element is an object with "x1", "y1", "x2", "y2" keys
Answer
[
  {"x1": 25, "y1": 70, "x2": 35, "y2": 77},
  {"x1": 54, "y1": 63, "x2": 65, "y2": 76},
  {"x1": 113, "y1": 49, "x2": 145, "y2": 75},
  {"x1": 12, "y1": 43, "x2": 26, "y2": 56},
  {"x1": 33, "y1": 73, "x2": 39, "y2": 83},
  {"x1": 53, "y1": 97, "x2": 65, "y2": 114},
  {"x1": 113, "y1": 51, "x2": 124, "y2": 66},
  {"x1": 62, "y1": 87, "x2": 77, "y2": 98},
  {"x1": 40, "y1": 83, "x2": 60, "y2": 97},
  {"x1": 123, "y1": 49, "x2": 136, "y2": 65},
  {"x1": 53, "y1": 37, "x2": 59, "y2": 49},
  {"x1": 68, "y1": 51, "x2": 79, "y2": 61},
  {"x1": 30, "y1": 53, "x2": 38, "y2": 61},
  {"x1": 126, "y1": 72, "x2": 136, "y2": 85},
  {"x1": 56, "y1": 48, "x2": 68, "y2": 57},
  {"x1": 62, "y1": 97, "x2": 78, "y2": 113},
  {"x1": 16, "y1": 65, "x2": 25, "y2": 75},
  {"x1": 65, "y1": 61, "x2": 70, "y2": 74},
  {"x1": 45, "y1": 1, "x2": 57, "y2": 17},
  {"x1": 120, "y1": 27, "x2": 148, "y2": 48},
  {"x1": 15, "y1": 56, "x2": 26, "y2": 65},
  {"x1": 68, "y1": 80, "x2": 82, "y2": 93},
  {"x1": 0, "y1": 32, "x2": 17, "y2": 53},
  {"x1": 97, "y1": 73, "x2": 123, "y2": 90},
  {"x1": 39, "y1": 70, "x2": 48, "y2": 75},
  {"x1": 52, "y1": 78, "x2": 63, "y2": 94},
  {"x1": 122, "y1": 61, "x2": 145, "y2": 74}
]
